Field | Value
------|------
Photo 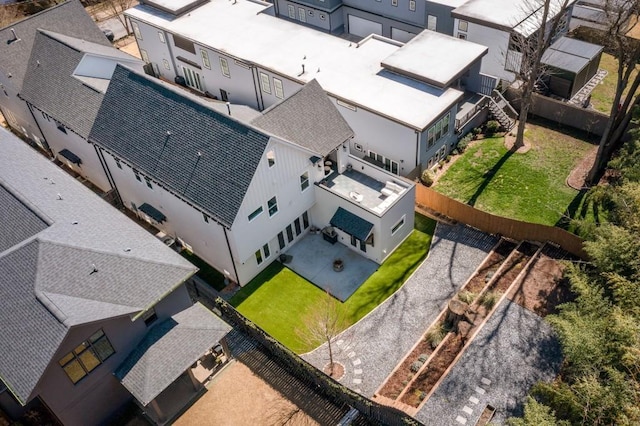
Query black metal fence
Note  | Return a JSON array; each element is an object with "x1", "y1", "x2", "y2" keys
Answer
[{"x1": 213, "y1": 297, "x2": 423, "y2": 426}]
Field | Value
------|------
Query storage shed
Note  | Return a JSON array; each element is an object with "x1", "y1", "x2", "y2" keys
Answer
[{"x1": 541, "y1": 36, "x2": 603, "y2": 99}]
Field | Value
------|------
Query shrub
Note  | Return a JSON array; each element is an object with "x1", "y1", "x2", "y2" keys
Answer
[
  {"x1": 425, "y1": 323, "x2": 447, "y2": 349},
  {"x1": 480, "y1": 291, "x2": 499, "y2": 310},
  {"x1": 419, "y1": 391, "x2": 427, "y2": 401},
  {"x1": 472, "y1": 127, "x2": 482, "y2": 135},
  {"x1": 485, "y1": 120, "x2": 500, "y2": 135},
  {"x1": 457, "y1": 134, "x2": 473, "y2": 152},
  {"x1": 420, "y1": 169, "x2": 435, "y2": 187},
  {"x1": 451, "y1": 148, "x2": 459, "y2": 156},
  {"x1": 410, "y1": 360, "x2": 424, "y2": 373},
  {"x1": 458, "y1": 290, "x2": 477, "y2": 304},
  {"x1": 438, "y1": 160, "x2": 445, "y2": 169},
  {"x1": 445, "y1": 155, "x2": 452, "y2": 163},
  {"x1": 418, "y1": 353, "x2": 429, "y2": 363}
]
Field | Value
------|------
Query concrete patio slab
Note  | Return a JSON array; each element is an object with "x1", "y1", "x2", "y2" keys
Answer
[{"x1": 283, "y1": 233, "x2": 378, "y2": 302}]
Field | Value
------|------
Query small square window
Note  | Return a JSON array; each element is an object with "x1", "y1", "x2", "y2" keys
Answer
[
  {"x1": 145, "y1": 177, "x2": 153, "y2": 189},
  {"x1": 300, "y1": 171, "x2": 309, "y2": 191},
  {"x1": 391, "y1": 0, "x2": 398, "y2": 6},
  {"x1": 268, "y1": 196, "x2": 278, "y2": 216},
  {"x1": 458, "y1": 33, "x2": 467, "y2": 40},
  {"x1": 56, "y1": 122, "x2": 67, "y2": 134},
  {"x1": 409, "y1": 0, "x2": 416, "y2": 11},
  {"x1": 141, "y1": 308, "x2": 157, "y2": 326},
  {"x1": 219, "y1": 57, "x2": 230, "y2": 77},
  {"x1": 203, "y1": 213, "x2": 209, "y2": 223},
  {"x1": 458, "y1": 20, "x2": 469, "y2": 32},
  {"x1": 115, "y1": 159, "x2": 122, "y2": 169},
  {"x1": 134, "y1": 169, "x2": 141, "y2": 182},
  {"x1": 267, "y1": 150, "x2": 275, "y2": 167}
]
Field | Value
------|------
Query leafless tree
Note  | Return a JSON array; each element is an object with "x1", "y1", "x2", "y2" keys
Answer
[
  {"x1": 102, "y1": 0, "x2": 133, "y2": 34},
  {"x1": 266, "y1": 401, "x2": 315, "y2": 426},
  {"x1": 296, "y1": 291, "x2": 345, "y2": 378},
  {"x1": 507, "y1": 0, "x2": 572, "y2": 149},
  {"x1": 586, "y1": 0, "x2": 640, "y2": 184}
]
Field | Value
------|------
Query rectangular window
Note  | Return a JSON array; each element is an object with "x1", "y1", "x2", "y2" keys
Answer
[
  {"x1": 458, "y1": 20, "x2": 468, "y2": 32},
  {"x1": 260, "y1": 72, "x2": 271, "y2": 94},
  {"x1": 427, "y1": 15, "x2": 437, "y2": 31},
  {"x1": 133, "y1": 169, "x2": 141, "y2": 182},
  {"x1": 219, "y1": 57, "x2": 230, "y2": 77},
  {"x1": 273, "y1": 78, "x2": 284, "y2": 99},
  {"x1": 203, "y1": 213, "x2": 209, "y2": 223},
  {"x1": 409, "y1": 0, "x2": 416, "y2": 11},
  {"x1": 294, "y1": 218, "x2": 302, "y2": 236},
  {"x1": 302, "y1": 212, "x2": 309, "y2": 229},
  {"x1": 435, "y1": 121, "x2": 442, "y2": 140},
  {"x1": 288, "y1": 4, "x2": 295, "y2": 18},
  {"x1": 360, "y1": 239, "x2": 366, "y2": 252},
  {"x1": 298, "y1": 7, "x2": 306, "y2": 22},
  {"x1": 59, "y1": 330, "x2": 115, "y2": 384},
  {"x1": 56, "y1": 122, "x2": 67, "y2": 134},
  {"x1": 182, "y1": 66, "x2": 204, "y2": 92},
  {"x1": 300, "y1": 171, "x2": 309, "y2": 191},
  {"x1": 132, "y1": 22, "x2": 142, "y2": 40},
  {"x1": 115, "y1": 159, "x2": 122, "y2": 169},
  {"x1": 173, "y1": 34, "x2": 195, "y2": 54},
  {"x1": 391, "y1": 216, "x2": 405, "y2": 235},
  {"x1": 158, "y1": 31, "x2": 165, "y2": 43},
  {"x1": 144, "y1": 177, "x2": 153, "y2": 189},
  {"x1": 278, "y1": 232, "x2": 286, "y2": 250},
  {"x1": 248, "y1": 206, "x2": 263, "y2": 221},
  {"x1": 458, "y1": 33, "x2": 467, "y2": 40},
  {"x1": 442, "y1": 113, "x2": 450, "y2": 135},
  {"x1": 140, "y1": 49, "x2": 149, "y2": 64},
  {"x1": 255, "y1": 249, "x2": 263, "y2": 265},
  {"x1": 267, "y1": 150, "x2": 275, "y2": 167},
  {"x1": 336, "y1": 99, "x2": 356, "y2": 111},
  {"x1": 351, "y1": 235, "x2": 357, "y2": 247},
  {"x1": 263, "y1": 243, "x2": 270, "y2": 259},
  {"x1": 268, "y1": 196, "x2": 278, "y2": 216},
  {"x1": 200, "y1": 50, "x2": 211, "y2": 69},
  {"x1": 391, "y1": 0, "x2": 398, "y2": 6},
  {"x1": 286, "y1": 225, "x2": 294, "y2": 242},
  {"x1": 141, "y1": 308, "x2": 157, "y2": 326}
]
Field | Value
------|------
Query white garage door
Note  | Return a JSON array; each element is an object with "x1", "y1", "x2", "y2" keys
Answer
[
  {"x1": 391, "y1": 27, "x2": 416, "y2": 43},
  {"x1": 348, "y1": 15, "x2": 383, "y2": 38}
]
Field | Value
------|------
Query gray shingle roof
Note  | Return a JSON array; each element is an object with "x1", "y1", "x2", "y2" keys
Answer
[
  {"x1": 252, "y1": 79, "x2": 354, "y2": 157},
  {"x1": 115, "y1": 303, "x2": 231, "y2": 405},
  {"x1": 0, "y1": 185, "x2": 48, "y2": 253},
  {"x1": 19, "y1": 31, "x2": 104, "y2": 138},
  {"x1": 0, "y1": 127, "x2": 197, "y2": 405},
  {"x1": 0, "y1": 0, "x2": 109, "y2": 91},
  {"x1": 89, "y1": 65, "x2": 272, "y2": 228}
]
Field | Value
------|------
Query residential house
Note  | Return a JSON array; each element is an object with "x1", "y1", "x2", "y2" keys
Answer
[
  {"x1": 125, "y1": 0, "x2": 489, "y2": 176},
  {"x1": 451, "y1": 0, "x2": 575, "y2": 83},
  {"x1": 19, "y1": 29, "x2": 143, "y2": 192},
  {"x1": 0, "y1": 127, "x2": 232, "y2": 426},
  {"x1": 0, "y1": 0, "x2": 111, "y2": 150},
  {"x1": 88, "y1": 65, "x2": 416, "y2": 286}
]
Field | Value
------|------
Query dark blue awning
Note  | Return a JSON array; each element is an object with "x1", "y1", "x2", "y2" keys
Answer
[
  {"x1": 139, "y1": 203, "x2": 166, "y2": 223},
  {"x1": 59, "y1": 149, "x2": 81, "y2": 165},
  {"x1": 330, "y1": 207, "x2": 373, "y2": 241}
]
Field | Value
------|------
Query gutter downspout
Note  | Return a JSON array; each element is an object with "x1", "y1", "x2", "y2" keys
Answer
[{"x1": 223, "y1": 227, "x2": 241, "y2": 285}]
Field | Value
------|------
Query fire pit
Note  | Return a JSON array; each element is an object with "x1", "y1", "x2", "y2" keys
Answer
[{"x1": 333, "y1": 258, "x2": 344, "y2": 272}]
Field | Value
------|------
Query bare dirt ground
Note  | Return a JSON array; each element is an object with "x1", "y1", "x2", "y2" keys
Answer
[
  {"x1": 567, "y1": 146, "x2": 598, "y2": 190},
  {"x1": 174, "y1": 361, "x2": 319, "y2": 426},
  {"x1": 117, "y1": 36, "x2": 141, "y2": 59}
]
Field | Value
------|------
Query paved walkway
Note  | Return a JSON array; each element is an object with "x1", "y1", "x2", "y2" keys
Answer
[
  {"x1": 302, "y1": 223, "x2": 498, "y2": 397},
  {"x1": 416, "y1": 299, "x2": 562, "y2": 425}
]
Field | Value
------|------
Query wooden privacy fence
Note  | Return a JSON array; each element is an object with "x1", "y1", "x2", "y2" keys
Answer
[{"x1": 416, "y1": 185, "x2": 588, "y2": 259}]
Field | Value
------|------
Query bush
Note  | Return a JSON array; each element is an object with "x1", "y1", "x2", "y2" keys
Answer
[
  {"x1": 457, "y1": 134, "x2": 473, "y2": 152},
  {"x1": 420, "y1": 169, "x2": 435, "y2": 187},
  {"x1": 418, "y1": 353, "x2": 429, "y2": 363},
  {"x1": 485, "y1": 120, "x2": 500, "y2": 135},
  {"x1": 410, "y1": 360, "x2": 424, "y2": 373},
  {"x1": 438, "y1": 160, "x2": 445, "y2": 169},
  {"x1": 451, "y1": 148, "x2": 459, "y2": 156},
  {"x1": 480, "y1": 291, "x2": 499, "y2": 310},
  {"x1": 472, "y1": 127, "x2": 482, "y2": 135},
  {"x1": 425, "y1": 323, "x2": 447, "y2": 349},
  {"x1": 445, "y1": 155, "x2": 452, "y2": 163},
  {"x1": 458, "y1": 290, "x2": 477, "y2": 304}
]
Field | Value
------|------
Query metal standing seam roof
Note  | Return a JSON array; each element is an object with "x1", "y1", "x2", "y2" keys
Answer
[
  {"x1": 115, "y1": 303, "x2": 232, "y2": 406},
  {"x1": 330, "y1": 207, "x2": 374, "y2": 241},
  {"x1": 0, "y1": 127, "x2": 197, "y2": 405},
  {"x1": 251, "y1": 79, "x2": 354, "y2": 157},
  {"x1": 138, "y1": 203, "x2": 167, "y2": 223},
  {"x1": 89, "y1": 65, "x2": 272, "y2": 228},
  {"x1": 0, "y1": 0, "x2": 110, "y2": 91},
  {"x1": 541, "y1": 37, "x2": 603, "y2": 73}
]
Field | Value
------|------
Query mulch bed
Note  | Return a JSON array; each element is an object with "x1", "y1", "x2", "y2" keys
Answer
[
  {"x1": 379, "y1": 345, "x2": 433, "y2": 399},
  {"x1": 458, "y1": 240, "x2": 517, "y2": 297},
  {"x1": 567, "y1": 146, "x2": 597, "y2": 190}
]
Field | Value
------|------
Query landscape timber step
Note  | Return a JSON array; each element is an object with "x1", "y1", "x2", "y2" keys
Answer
[
  {"x1": 372, "y1": 394, "x2": 417, "y2": 416},
  {"x1": 415, "y1": 204, "x2": 457, "y2": 226}
]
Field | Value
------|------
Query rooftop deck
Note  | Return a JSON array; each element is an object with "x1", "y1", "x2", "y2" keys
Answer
[{"x1": 320, "y1": 168, "x2": 409, "y2": 215}]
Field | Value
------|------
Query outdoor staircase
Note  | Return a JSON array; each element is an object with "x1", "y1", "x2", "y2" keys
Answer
[
  {"x1": 569, "y1": 68, "x2": 608, "y2": 107},
  {"x1": 488, "y1": 90, "x2": 517, "y2": 131}
]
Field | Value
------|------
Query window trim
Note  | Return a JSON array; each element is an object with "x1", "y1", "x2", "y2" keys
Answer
[
  {"x1": 260, "y1": 72, "x2": 271, "y2": 94},
  {"x1": 288, "y1": 4, "x2": 295, "y2": 19},
  {"x1": 267, "y1": 196, "x2": 278, "y2": 217},
  {"x1": 132, "y1": 21, "x2": 142, "y2": 40},
  {"x1": 158, "y1": 31, "x2": 165, "y2": 43},
  {"x1": 458, "y1": 20, "x2": 469, "y2": 32},
  {"x1": 391, "y1": 215, "x2": 406, "y2": 235},
  {"x1": 140, "y1": 49, "x2": 150, "y2": 64},
  {"x1": 219, "y1": 56, "x2": 230, "y2": 77},
  {"x1": 248, "y1": 206, "x2": 264, "y2": 222},
  {"x1": 58, "y1": 329, "x2": 115, "y2": 384},
  {"x1": 201, "y1": 49, "x2": 211, "y2": 69},
  {"x1": 300, "y1": 171, "x2": 310, "y2": 191},
  {"x1": 267, "y1": 150, "x2": 275, "y2": 167},
  {"x1": 427, "y1": 15, "x2": 437, "y2": 31},
  {"x1": 409, "y1": 0, "x2": 416, "y2": 11},
  {"x1": 273, "y1": 77, "x2": 284, "y2": 99}
]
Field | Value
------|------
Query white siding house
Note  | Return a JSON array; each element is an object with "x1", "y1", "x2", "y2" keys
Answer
[{"x1": 125, "y1": 0, "x2": 488, "y2": 176}]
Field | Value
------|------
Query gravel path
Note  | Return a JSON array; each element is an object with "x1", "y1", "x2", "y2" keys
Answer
[
  {"x1": 302, "y1": 223, "x2": 498, "y2": 397},
  {"x1": 415, "y1": 299, "x2": 562, "y2": 425}
]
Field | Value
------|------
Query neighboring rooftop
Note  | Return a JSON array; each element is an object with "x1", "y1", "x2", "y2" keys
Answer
[
  {"x1": 116, "y1": 303, "x2": 231, "y2": 406},
  {"x1": 20, "y1": 30, "x2": 142, "y2": 138},
  {"x1": 0, "y1": 0, "x2": 109, "y2": 90},
  {"x1": 381, "y1": 31, "x2": 487, "y2": 88},
  {"x1": 252, "y1": 79, "x2": 354, "y2": 156},
  {"x1": 453, "y1": 0, "x2": 576, "y2": 35},
  {"x1": 0, "y1": 127, "x2": 197, "y2": 405},
  {"x1": 140, "y1": 0, "x2": 208, "y2": 15},
  {"x1": 126, "y1": 0, "x2": 466, "y2": 130},
  {"x1": 89, "y1": 65, "x2": 272, "y2": 228},
  {"x1": 541, "y1": 36, "x2": 603, "y2": 73}
]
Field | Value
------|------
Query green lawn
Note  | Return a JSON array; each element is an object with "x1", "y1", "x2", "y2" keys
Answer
[
  {"x1": 591, "y1": 53, "x2": 640, "y2": 114},
  {"x1": 180, "y1": 251, "x2": 227, "y2": 291},
  {"x1": 434, "y1": 122, "x2": 595, "y2": 226},
  {"x1": 230, "y1": 213, "x2": 436, "y2": 353}
]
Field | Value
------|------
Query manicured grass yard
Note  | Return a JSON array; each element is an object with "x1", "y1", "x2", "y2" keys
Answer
[
  {"x1": 434, "y1": 122, "x2": 596, "y2": 226},
  {"x1": 230, "y1": 213, "x2": 436, "y2": 353},
  {"x1": 590, "y1": 53, "x2": 639, "y2": 114}
]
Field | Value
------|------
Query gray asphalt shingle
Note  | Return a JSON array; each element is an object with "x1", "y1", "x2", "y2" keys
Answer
[
  {"x1": 89, "y1": 65, "x2": 271, "y2": 228},
  {"x1": 0, "y1": 185, "x2": 48, "y2": 253},
  {"x1": 115, "y1": 303, "x2": 231, "y2": 405},
  {"x1": 0, "y1": 0, "x2": 109, "y2": 91},
  {"x1": 252, "y1": 79, "x2": 354, "y2": 157}
]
